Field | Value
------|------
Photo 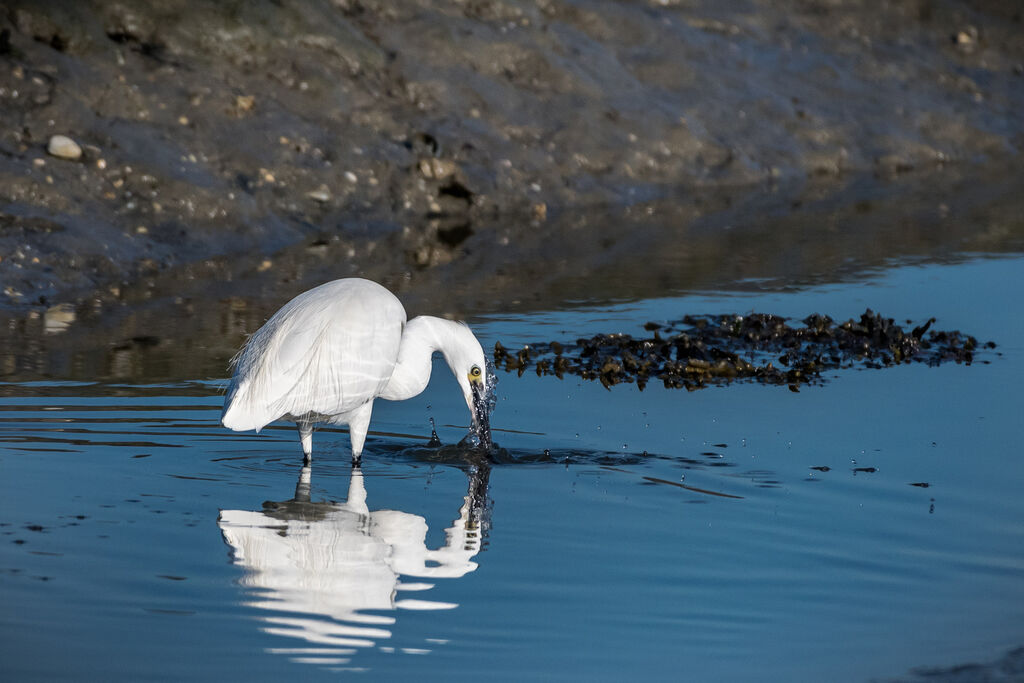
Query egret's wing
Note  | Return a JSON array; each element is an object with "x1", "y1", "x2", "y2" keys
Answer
[
  {"x1": 222, "y1": 280, "x2": 405, "y2": 431},
  {"x1": 294, "y1": 294, "x2": 404, "y2": 419}
]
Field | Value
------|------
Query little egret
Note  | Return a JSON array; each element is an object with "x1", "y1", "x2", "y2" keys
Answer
[{"x1": 221, "y1": 278, "x2": 492, "y2": 463}]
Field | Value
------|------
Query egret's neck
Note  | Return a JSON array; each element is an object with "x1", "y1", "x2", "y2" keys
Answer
[{"x1": 380, "y1": 316, "x2": 459, "y2": 401}]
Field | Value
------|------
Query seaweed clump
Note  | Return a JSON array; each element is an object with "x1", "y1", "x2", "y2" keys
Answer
[{"x1": 493, "y1": 310, "x2": 993, "y2": 392}]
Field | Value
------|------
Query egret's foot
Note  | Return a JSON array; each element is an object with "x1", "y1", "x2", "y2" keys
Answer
[
  {"x1": 352, "y1": 454, "x2": 362, "y2": 468},
  {"x1": 303, "y1": 453, "x2": 311, "y2": 466}
]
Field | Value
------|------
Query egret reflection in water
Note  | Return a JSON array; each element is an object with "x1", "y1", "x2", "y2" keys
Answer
[{"x1": 218, "y1": 463, "x2": 491, "y2": 670}]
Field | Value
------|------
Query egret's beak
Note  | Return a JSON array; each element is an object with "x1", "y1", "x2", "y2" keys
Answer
[{"x1": 469, "y1": 378, "x2": 493, "y2": 451}]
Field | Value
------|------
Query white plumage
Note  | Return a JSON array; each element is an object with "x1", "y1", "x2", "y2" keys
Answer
[{"x1": 222, "y1": 278, "x2": 491, "y2": 463}]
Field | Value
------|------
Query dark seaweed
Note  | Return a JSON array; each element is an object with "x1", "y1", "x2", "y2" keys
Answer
[{"x1": 494, "y1": 310, "x2": 990, "y2": 391}]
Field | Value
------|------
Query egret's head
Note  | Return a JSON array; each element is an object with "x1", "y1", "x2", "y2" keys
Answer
[{"x1": 442, "y1": 323, "x2": 493, "y2": 449}]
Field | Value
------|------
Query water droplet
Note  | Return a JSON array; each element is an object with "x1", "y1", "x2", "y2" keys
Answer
[{"x1": 427, "y1": 417, "x2": 441, "y2": 447}]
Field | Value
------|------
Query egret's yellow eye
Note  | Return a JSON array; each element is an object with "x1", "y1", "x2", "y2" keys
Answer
[{"x1": 470, "y1": 366, "x2": 482, "y2": 379}]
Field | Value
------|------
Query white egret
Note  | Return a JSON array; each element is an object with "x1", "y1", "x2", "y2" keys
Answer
[{"x1": 221, "y1": 278, "x2": 492, "y2": 463}]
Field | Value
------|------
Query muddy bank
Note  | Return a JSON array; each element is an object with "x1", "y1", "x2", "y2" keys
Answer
[
  {"x1": 1, "y1": 161, "x2": 1022, "y2": 384},
  {"x1": 1, "y1": 0, "x2": 1022, "y2": 315}
]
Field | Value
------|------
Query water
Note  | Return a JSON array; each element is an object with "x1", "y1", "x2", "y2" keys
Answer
[{"x1": 2, "y1": 256, "x2": 1023, "y2": 681}]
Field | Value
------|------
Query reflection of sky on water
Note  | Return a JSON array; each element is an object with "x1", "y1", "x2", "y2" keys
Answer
[{"x1": 219, "y1": 465, "x2": 489, "y2": 671}]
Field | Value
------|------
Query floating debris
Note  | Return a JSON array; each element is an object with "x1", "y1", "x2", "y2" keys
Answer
[{"x1": 494, "y1": 310, "x2": 992, "y2": 391}]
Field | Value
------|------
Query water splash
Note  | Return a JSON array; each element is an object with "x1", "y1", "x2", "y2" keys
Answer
[
  {"x1": 427, "y1": 417, "x2": 441, "y2": 447},
  {"x1": 462, "y1": 359, "x2": 498, "y2": 452},
  {"x1": 483, "y1": 358, "x2": 499, "y2": 415}
]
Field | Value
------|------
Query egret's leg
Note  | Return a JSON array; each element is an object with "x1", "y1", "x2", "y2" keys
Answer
[
  {"x1": 298, "y1": 423, "x2": 313, "y2": 464},
  {"x1": 347, "y1": 401, "x2": 374, "y2": 466}
]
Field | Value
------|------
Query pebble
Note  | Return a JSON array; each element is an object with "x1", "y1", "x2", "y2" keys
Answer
[
  {"x1": 306, "y1": 187, "x2": 331, "y2": 202},
  {"x1": 419, "y1": 158, "x2": 457, "y2": 180},
  {"x1": 47, "y1": 135, "x2": 82, "y2": 161}
]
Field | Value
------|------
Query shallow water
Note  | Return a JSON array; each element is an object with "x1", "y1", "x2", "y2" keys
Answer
[{"x1": 2, "y1": 256, "x2": 1023, "y2": 682}]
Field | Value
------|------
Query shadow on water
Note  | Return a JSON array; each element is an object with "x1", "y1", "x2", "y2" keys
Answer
[{"x1": 218, "y1": 462, "x2": 491, "y2": 671}]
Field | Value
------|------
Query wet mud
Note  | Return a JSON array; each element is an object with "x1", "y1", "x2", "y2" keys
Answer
[
  {"x1": 495, "y1": 310, "x2": 992, "y2": 391},
  {"x1": 1, "y1": 0, "x2": 1023, "y2": 317}
]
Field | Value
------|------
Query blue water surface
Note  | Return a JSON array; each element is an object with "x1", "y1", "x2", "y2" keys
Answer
[{"x1": 1, "y1": 256, "x2": 1022, "y2": 682}]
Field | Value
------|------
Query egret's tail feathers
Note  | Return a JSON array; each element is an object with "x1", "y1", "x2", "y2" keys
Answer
[
  {"x1": 221, "y1": 383, "x2": 275, "y2": 433},
  {"x1": 221, "y1": 407, "x2": 263, "y2": 432}
]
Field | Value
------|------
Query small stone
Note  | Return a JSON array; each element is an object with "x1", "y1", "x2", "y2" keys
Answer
[
  {"x1": 418, "y1": 158, "x2": 457, "y2": 180},
  {"x1": 96, "y1": 158, "x2": 107, "y2": 170},
  {"x1": 257, "y1": 259, "x2": 273, "y2": 272},
  {"x1": 135, "y1": 226, "x2": 148, "y2": 234},
  {"x1": 306, "y1": 187, "x2": 331, "y2": 202},
  {"x1": 954, "y1": 26, "x2": 979, "y2": 53},
  {"x1": 235, "y1": 94, "x2": 255, "y2": 113},
  {"x1": 955, "y1": 27, "x2": 977, "y2": 45},
  {"x1": 47, "y1": 135, "x2": 82, "y2": 161},
  {"x1": 344, "y1": 171, "x2": 358, "y2": 184},
  {"x1": 32, "y1": 158, "x2": 45, "y2": 167},
  {"x1": 259, "y1": 168, "x2": 275, "y2": 184},
  {"x1": 178, "y1": 116, "x2": 189, "y2": 126}
]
